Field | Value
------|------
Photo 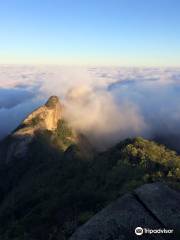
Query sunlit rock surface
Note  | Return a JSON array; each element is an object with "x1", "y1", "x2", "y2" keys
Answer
[{"x1": 0, "y1": 96, "x2": 62, "y2": 163}]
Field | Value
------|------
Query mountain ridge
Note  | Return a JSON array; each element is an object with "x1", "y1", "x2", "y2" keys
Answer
[{"x1": 0, "y1": 96, "x2": 179, "y2": 239}]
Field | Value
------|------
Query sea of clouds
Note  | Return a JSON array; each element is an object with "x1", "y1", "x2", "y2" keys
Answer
[{"x1": 0, "y1": 65, "x2": 180, "y2": 150}]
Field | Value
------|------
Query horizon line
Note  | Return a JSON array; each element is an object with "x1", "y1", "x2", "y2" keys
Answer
[{"x1": 0, "y1": 63, "x2": 180, "y2": 68}]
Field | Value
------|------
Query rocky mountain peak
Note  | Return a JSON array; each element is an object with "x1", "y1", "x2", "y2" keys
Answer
[
  {"x1": 45, "y1": 96, "x2": 60, "y2": 108},
  {"x1": 16, "y1": 95, "x2": 62, "y2": 136},
  {"x1": 0, "y1": 96, "x2": 62, "y2": 163}
]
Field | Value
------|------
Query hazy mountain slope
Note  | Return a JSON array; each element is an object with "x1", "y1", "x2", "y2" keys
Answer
[{"x1": 0, "y1": 97, "x2": 179, "y2": 240}]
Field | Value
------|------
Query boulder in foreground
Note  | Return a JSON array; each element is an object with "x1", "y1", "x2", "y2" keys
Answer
[{"x1": 70, "y1": 182, "x2": 180, "y2": 240}]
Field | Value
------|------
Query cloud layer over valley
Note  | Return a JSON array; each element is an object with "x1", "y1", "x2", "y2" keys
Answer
[{"x1": 0, "y1": 65, "x2": 180, "y2": 150}]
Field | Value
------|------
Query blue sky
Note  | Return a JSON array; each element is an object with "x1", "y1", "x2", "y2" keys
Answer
[{"x1": 0, "y1": 0, "x2": 180, "y2": 66}]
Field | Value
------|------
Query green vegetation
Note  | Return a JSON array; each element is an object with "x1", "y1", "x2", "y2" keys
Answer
[
  {"x1": 0, "y1": 133, "x2": 179, "y2": 239},
  {"x1": 30, "y1": 116, "x2": 41, "y2": 127},
  {"x1": 54, "y1": 119, "x2": 76, "y2": 150}
]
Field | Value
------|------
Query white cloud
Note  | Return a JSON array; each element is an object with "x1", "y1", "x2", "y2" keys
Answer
[{"x1": 0, "y1": 65, "x2": 180, "y2": 149}]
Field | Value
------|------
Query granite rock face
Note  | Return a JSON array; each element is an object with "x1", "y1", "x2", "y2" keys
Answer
[
  {"x1": 70, "y1": 183, "x2": 180, "y2": 240},
  {"x1": 19, "y1": 96, "x2": 62, "y2": 134},
  {"x1": 134, "y1": 183, "x2": 180, "y2": 231},
  {"x1": 0, "y1": 96, "x2": 62, "y2": 163}
]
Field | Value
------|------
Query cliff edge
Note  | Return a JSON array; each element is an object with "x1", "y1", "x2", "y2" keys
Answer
[{"x1": 0, "y1": 96, "x2": 62, "y2": 163}]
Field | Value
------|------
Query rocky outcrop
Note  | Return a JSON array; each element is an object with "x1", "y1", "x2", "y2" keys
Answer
[
  {"x1": 0, "y1": 96, "x2": 62, "y2": 163},
  {"x1": 70, "y1": 183, "x2": 180, "y2": 240},
  {"x1": 16, "y1": 96, "x2": 62, "y2": 135}
]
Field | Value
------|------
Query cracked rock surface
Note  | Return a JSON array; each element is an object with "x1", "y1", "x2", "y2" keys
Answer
[{"x1": 70, "y1": 183, "x2": 180, "y2": 240}]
